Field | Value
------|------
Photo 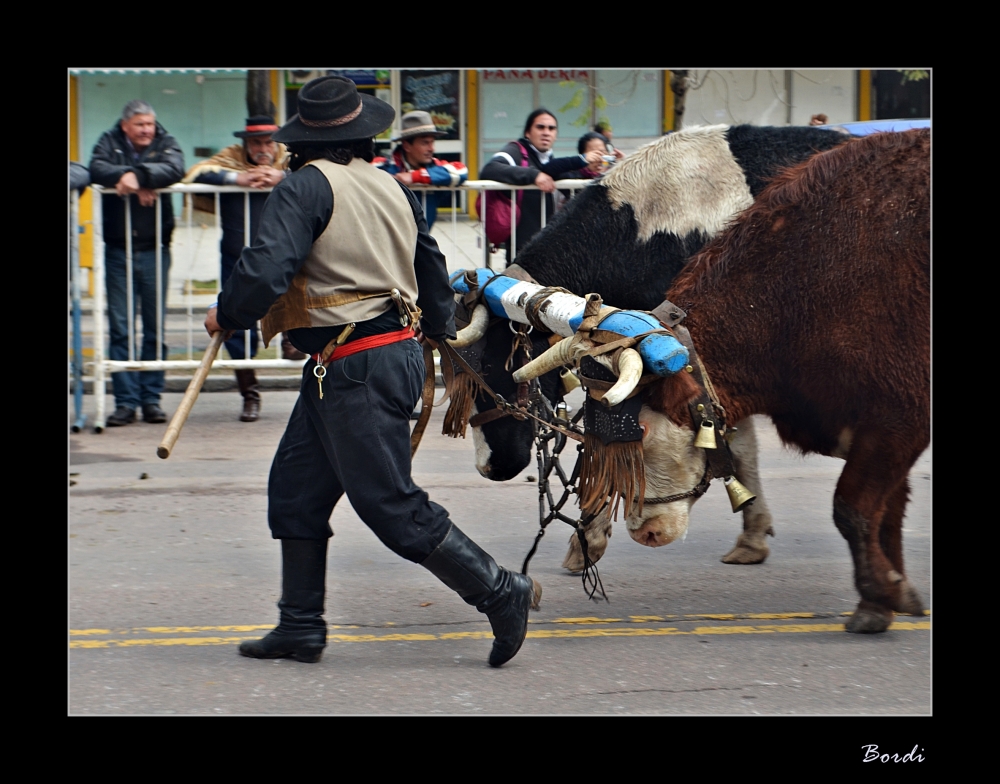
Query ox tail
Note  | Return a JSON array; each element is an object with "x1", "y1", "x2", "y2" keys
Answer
[
  {"x1": 441, "y1": 372, "x2": 479, "y2": 439},
  {"x1": 578, "y1": 433, "x2": 646, "y2": 521}
]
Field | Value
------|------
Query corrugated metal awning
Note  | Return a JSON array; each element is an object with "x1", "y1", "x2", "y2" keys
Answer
[{"x1": 69, "y1": 68, "x2": 248, "y2": 75}]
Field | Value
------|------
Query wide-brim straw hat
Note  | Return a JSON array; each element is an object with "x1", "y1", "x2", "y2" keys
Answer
[{"x1": 273, "y1": 76, "x2": 395, "y2": 145}]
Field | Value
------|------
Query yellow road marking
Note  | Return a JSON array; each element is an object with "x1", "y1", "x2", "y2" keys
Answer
[
  {"x1": 69, "y1": 611, "x2": 930, "y2": 638},
  {"x1": 70, "y1": 624, "x2": 361, "y2": 636},
  {"x1": 70, "y1": 620, "x2": 930, "y2": 649},
  {"x1": 73, "y1": 611, "x2": 933, "y2": 638}
]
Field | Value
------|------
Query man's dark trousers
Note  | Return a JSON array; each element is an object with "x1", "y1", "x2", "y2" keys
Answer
[
  {"x1": 268, "y1": 337, "x2": 452, "y2": 559},
  {"x1": 104, "y1": 244, "x2": 171, "y2": 409},
  {"x1": 220, "y1": 251, "x2": 259, "y2": 360}
]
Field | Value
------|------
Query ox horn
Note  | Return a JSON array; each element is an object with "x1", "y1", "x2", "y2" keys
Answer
[
  {"x1": 448, "y1": 304, "x2": 489, "y2": 347},
  {"x1": 601, "y1": 348, "x2": 643, "y2": 408},
  {"x1": 512, "y1": 335, "x2": 592, "y2": 383}
]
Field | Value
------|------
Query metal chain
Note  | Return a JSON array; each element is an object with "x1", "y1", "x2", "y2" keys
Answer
[{"x1": 520, "y1": 381, "x2": 609, "y2": 602}]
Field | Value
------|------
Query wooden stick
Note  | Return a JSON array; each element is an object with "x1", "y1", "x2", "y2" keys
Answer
[{"x1": 157, "y1": 332, "x2": 225, "y2": 459}]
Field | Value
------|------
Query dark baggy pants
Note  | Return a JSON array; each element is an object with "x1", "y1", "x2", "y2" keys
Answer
[
  {"x1": 267, "y1": 337, "x2": 452, "y2": 561},
  {"x1": 220, "y1": 251, "x2": 259, "y2": 360}
]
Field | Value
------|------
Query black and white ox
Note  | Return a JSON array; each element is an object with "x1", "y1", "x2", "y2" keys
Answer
[
  {"x1": 607, "y1": 129, "x2": 929, "y2": 632},
  {"x1": 451, "y1": 124, "x2": 849, "y2": 569}
]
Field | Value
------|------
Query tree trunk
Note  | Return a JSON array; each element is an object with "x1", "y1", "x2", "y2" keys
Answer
[
  {"x1": 246, "y1": 70, "x2": 275, "y2": 118},
  {"x1": 670, "y1": 70, "x2": 689, "y2": 131}
]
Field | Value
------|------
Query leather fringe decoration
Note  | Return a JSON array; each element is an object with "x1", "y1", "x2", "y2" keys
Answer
[
  {"x1": 578, "y1": 432, "x2": 646, "y2": 521},
  {"x1": 441, "y1": 372, "x2": 479, "y2": 438}
]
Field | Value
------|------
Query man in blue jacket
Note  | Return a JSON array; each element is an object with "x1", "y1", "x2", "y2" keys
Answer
[
  {"x1": 89, "y1": 100, "x2": 185, "y2": 426},
  {"x1": 374, "y1": 110, "x2": 467, "y2": 230}
]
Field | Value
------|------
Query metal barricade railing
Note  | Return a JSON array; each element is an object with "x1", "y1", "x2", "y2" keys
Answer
[
  {"x1": 70, "y1": 189, "x2": 87, "y2": 432},
  {"x1": 79, "y1": 178, "x2": 594, "y2": 431},
  {"x1": 411, "y1": 178, "x2": 592, "y2": 269}
]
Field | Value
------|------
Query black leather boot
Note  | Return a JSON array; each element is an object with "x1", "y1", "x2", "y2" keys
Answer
[
  {"x1": 239, "y1": 539, "x2": 328, "y2": 663},
  {"x1": 421, "y1": 523, "x2": 541, "y2": 667},
  {"x1": 235, "y1": 369, "x2": 261, "y2": 422}
]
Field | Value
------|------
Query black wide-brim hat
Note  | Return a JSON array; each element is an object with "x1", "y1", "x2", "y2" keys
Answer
[
  {"x1": 272, "y1": 75, "x2": 395, "y2": 145},
  {"x1": 234, "y1": 115, "x2": 280, "y2": 139}
]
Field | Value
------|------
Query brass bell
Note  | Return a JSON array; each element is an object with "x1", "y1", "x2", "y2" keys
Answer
[
  {"x1": 560, "y1": 368, "x2": 581, "y2": 394},
  {"x1": 694, "y1": 418, "x2": 717, "y2": 449},
  {"x1": 724, "y1": 476, "x2": 757, "y2": 513}
]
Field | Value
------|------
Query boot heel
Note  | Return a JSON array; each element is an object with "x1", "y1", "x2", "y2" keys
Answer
[
  {"x1": 530, "y1": 577, "x2": 542, "y2": 610},
  {"x1": 292, "y1": 644, "x2": 325, "y2": 663}
]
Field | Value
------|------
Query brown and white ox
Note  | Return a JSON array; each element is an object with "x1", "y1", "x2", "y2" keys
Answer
[
  {"x1": 452, "y1": 124, "x2": 851, "y2": 572},
  {"x1": 630, "y1": 129, "x2": 929, "y2": 632}
]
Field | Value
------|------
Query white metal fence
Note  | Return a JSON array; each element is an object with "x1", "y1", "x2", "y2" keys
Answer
[{"x1": 73, "y1": 178, "x2": 593, "y2": 431}]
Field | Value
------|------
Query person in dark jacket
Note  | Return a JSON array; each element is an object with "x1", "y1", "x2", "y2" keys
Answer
[
  {"x1": 88, "y1": 100, "x2": 185, "y2": 426},
  {"x1": 479, "y1": 108, "x2": 605, "y2": 260},
  {"x1": 70, "y1": 162, "x2": 90, "y2": 193},
  {"x1": 182, "y1": 116, "x2": 291, "y2": 422},
  {"x1": 204, "y1": 76, "x2": 540, "y2": 668}
]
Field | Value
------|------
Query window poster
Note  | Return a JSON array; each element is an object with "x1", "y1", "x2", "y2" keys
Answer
[{"x1": 400, "y1": 70, "x2": 461, "y2": 141}]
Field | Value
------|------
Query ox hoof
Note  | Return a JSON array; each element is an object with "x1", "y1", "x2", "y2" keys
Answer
[
  {"x1": 893, "y1": 579, "x2": 926, "y2": 616},
  {"x1": 561, "y1": 519, "x2": 612, "y2": 574},
  {"x1": 845, "y1": 601, "x2": 894, "y2": 634},
  {"x1": 721, "y1": 533, "x2": 770, "y2": 565},
  {"x1": 530, "y1": 577, "x2": 543, "y2": 611}
]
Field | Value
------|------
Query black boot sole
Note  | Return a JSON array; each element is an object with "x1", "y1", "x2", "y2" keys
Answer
[{"x1": 239, "y1": 639, "x2": 325, "y2": 663}]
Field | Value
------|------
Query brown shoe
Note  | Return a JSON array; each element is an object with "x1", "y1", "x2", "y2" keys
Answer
[
  {"x1": 281, "y1": 333, "x2": 306, "y2": 361},
  {"x1": 235, "y1": 369, "x2": 261, "y2": 422}
]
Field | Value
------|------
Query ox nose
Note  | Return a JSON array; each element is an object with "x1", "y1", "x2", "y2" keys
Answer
[
  {"x1": 629, "y1": 526, "x2": 670, "y2": 547},
  {"x1": 627, "y1": 514, "x2": 689, "y2": 548}
]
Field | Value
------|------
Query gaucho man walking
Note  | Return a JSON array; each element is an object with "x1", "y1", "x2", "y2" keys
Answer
[{"x1": 204, "y1": 76, "x2": 539, "y2": 667}]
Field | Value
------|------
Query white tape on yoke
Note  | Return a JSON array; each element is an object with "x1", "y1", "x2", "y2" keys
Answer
[{"x1": 497, "y1": 281, "x2": 588, "y2": 337}]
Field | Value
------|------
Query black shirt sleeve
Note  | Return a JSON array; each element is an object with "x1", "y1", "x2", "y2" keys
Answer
[
  {"x1": 217, "y1": 165, "x2": 456, "y2": 342},
  {"x1": 397, "y1": 181, "x2": 457, "y2": 342},
  {"x1": 193, "y1": 170, "x2": 229, "y2": 186},
  {"x1": 216, "y1": 165, "x2": 333, "y2": 331},
  {"x1": 536, "y1": 154, "x2": 590, "y2": 178}
]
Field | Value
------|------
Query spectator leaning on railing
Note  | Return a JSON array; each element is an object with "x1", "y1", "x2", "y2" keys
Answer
[
  {"x1": 374, "y1": 110, "x2": 468, "y2": 231},
  {"x1": 479, "y1": 108, "x2": 605, "y2": 259},
  {"x1": 70, "y1": 161, "x2": 90, "y2": 193},
  {"x1": 182, "y1": 115, "x2": 292, "y2": 423},
  {"x1": 88, "y1": 99, "x2": 185, "y2": 427}
]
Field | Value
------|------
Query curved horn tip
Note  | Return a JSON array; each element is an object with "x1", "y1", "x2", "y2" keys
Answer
[
  {"x1": 447, "y1": 304, "x2": 489, "y2": 347},
  {"x1": 512, "y1": 336, "x2": 579, "y2": 383},
  {"x1": 602, "y1": 348, "x2": 643, "y2": 408}
]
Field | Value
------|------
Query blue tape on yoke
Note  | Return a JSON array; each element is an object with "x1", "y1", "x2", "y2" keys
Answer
[
  {"x1": 449, "y1": 267, "x2": 496, "y2": 295},
  {"x1": 597, "y1": 311, "x2": 688, "y2": 376}
]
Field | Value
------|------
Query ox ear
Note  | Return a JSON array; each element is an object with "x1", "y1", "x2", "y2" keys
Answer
[{"x1": 643, "y1": 370, "x2": 701, "y2": 428}]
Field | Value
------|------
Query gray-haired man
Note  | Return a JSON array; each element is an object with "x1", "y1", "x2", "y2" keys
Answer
[{"x1": 89, "y1": 100, "x2": 185, "y2": 426}]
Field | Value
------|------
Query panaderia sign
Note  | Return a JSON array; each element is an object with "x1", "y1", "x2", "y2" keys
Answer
[{"x1": 481, "y1": 69, "x2": 591, "y2": 81}]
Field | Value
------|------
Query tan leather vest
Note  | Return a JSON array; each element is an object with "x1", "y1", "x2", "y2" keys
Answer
[{"x1": 260, "y1": 157, "x2": 419, "y2": 346}]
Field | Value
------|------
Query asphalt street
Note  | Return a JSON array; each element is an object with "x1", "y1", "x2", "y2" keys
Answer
[{"x1": 68, "y1": 384, "x2": 931, "y2": 716}]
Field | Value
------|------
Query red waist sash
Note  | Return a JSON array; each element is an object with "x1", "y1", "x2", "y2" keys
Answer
[{"x1": 311, "y1": 327, "x2": 416, "y2": 365}]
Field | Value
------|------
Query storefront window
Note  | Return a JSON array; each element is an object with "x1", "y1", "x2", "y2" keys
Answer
[
  {"x1": 400, "y1": 70, "x2": 461, "y2": 140},
  {"x1": 596, "y1": 70, "x2": 661, "y2": 138}
]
